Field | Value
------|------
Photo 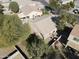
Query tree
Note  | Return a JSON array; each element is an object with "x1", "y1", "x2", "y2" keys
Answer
[
  {"x1": 9, "y1": 1, "x2": 19, "y2": 13},
  {"x1": 57, "y1": 12, "x2": 77, "y2": 30},
  {"x1": 70, "y1": 1, "x2": 75, "y2": 8},
  {"x1": 0, "y1": 14, "x2": 30, "y2": 47},
  {"x1": 49, "y1": 0, "x2": 60, "y2": 9},
  {"x1": 0, "y1": 4, "x2": 4, "y2": 14},
  {"x1": 57, "y1": 12, "x2": 67, "y2": 30},
  {"x1": 61, "y1": 2, "x2": 75, "y2": 10},
  {"x1": 26, "y1": 34, "x2": 54, "y2": 59}
]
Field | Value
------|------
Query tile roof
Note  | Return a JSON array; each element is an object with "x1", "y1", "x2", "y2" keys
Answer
[
  {"x1": 21, "y1": 4, "x2": 40, "y2": 15},
  {"x1": 71, "y1": 24, "x2": 79, "y2": 37},
  {"x1": 67, "y1": 41, "x2": 79, "y2": 51},
  {"x1": 0, "y1": 46, "x2": 15, "y2": 59},
  {"x1": 21, "y1": 1, "x2": 43, "y2": 15},
  {"x1": 30, "y1": 15, "x2": 57, "y2": 39}
]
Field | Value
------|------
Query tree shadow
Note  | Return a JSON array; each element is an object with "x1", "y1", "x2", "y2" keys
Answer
[{"x1": 57, "y1": 27, "x2": 72, "y2": 44}]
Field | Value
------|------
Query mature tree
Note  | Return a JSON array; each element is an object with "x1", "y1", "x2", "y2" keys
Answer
[
  {"x1": 26, "y1": 34, "x2": 54, "y2": 59},
  {"x1": 0, "y1": 14, "x2": 30, "y2": 47},
  {"x1": 9, "y1": 1, "x2": 19, "y2": 13},
  {"x1": 49, "y1": 0, "x2": 60, "y2": 9},
  {"x1": 0, "y1": 4, "x2": 4, "y2": 14},
  {"x1": 61, "y1": 2, "x2": 75, "y2": 10},
  {"x1": 49, "y1": 0, "x2": 74, "y2": 10},
  {"x1": 57, "y1": 12, "x2": 77, "y2": 30},
  {"x1": 61, "y1": 3, "x2": 71, "y2": 10},
  {"x1": 70, "y1": 1, "x2": 75, "y2": 8}
]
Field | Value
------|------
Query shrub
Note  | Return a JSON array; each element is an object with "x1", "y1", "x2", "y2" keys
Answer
[
  {"x1": 0, "y1": 14, "x2": 30, "y2": 48},
  {"x1": 26, "y1": 34, "x2": 54, "y2": 59},
  {"x1": 9, "y1": 1, "x2": 19, "y2": 13},
  {"x1": 70, "y1": 1, "x2": 75, "y2": 8},
  {"x1": 49, "y1": 0, "x2": 60, "y2": 9}
]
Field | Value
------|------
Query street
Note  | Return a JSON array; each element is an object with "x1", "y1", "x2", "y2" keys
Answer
[{"x1": 32, "y1": 0, "x2": 49, "y2": 6}]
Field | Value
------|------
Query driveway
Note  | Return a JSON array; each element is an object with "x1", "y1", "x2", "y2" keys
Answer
[{"x1": 32, "y1": 0, "x2": 48, "y2": 6}]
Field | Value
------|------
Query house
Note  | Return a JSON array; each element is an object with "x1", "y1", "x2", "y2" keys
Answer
[
  {"x1": 12, "y1": 0, "x2": 44, "y2": 8},
  {"x1": 29, "y1": 15, "x2": 57, "y2": 43},
  {"x1": 12, "y1": 0, "x2": 44, "y2": 18},
  {"x1": 17, "y1": 1, "x2": 44, "y2": 23},
  {"x1": 59, "y1": 0, "x2": 73, "y2": 4},
  {"x1": 20, "y1": 2, "x2": 43, "y2": 19},
  {"x1": 7, "y1": 50, "x2": 25, "y2": 59},
  {"x1": 66, "y1": 24, "x2": 79, "y2": 51},
  {"x1": 0, "y1": 47, "x2": 15, "y2": 59},
  {"x1": 0, "y1": 46, "x2": 27, "y2": 59},
  {"x1": 12, "y1": 0, "x2": 31, "y2": 7}
]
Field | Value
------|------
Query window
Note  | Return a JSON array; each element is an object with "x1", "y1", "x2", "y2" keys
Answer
[{"x1": 73, "y1": 37, "x2": 79, "y2": 42}]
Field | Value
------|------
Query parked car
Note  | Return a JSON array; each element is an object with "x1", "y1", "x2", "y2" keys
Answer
[{"x1": 73, "y1": 9, "x2": 79, "y2": 14}]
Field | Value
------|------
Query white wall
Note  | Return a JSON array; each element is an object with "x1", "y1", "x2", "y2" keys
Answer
[{"x1": 67, "y1": 34, "x2": 79, "y2": 45}]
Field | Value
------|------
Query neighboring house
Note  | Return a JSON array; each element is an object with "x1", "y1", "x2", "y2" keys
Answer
[
  {"x1": 20, "y1": 2, "x2": 43, "y2": 19},
  {"x1": 12, "y1": 0, "x2": 44, "y2": 14},
  {"x1": 0, "y1": 46, "x2": 26, "y2": 59},
  {"x1": 7, "y1": 50, "x2": 25, "y2": 59},
  {"x1": 66, "y1": 24, "x2": 79, "y2": 51},
  {"x1": 59, "y1": 0, "x2": 73, "y2": 4},
  {"x1": 0, "y1": 47, "x2": 14, "y2": 59},
  {"x1": 30, "y1": 15, "x2": 57, "y2": 43},
  {"x1": 12, "y1": 0, "x2": 44, "y2": 8},
  {"x1": 12, "y1": 0, "x2": 31, "y2": 7},
  {"x1": 18, "y1": 2, "x2": 44, "y2": 23}
]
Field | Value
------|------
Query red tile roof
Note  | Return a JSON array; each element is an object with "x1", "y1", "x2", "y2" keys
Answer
[{"x1": 71, "y1": 24, "x2": 79, "y2": 37}]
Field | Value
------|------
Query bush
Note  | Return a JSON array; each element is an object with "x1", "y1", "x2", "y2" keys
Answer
[
  {"x1": 26, "y1": 34, "x2": 54, "y2": 59},
  {"x1": 70, "y1": 1, "x2": 75, "y2": 8},
  {"x1": 49, "y1": 0, "x2": 60, "y2": 9},
  {"x1": 57, "y1": 12, "x2": 77, "y2": 30},
  {"x1": 0, "y1": 14, "x2": 30, "y2": 48},
  {"x1": 61, "y1": 2, "x2": 75, "y2": 10},
  {"x1": 9, "y1": 1, "x2": 19, "y2": 13}
]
